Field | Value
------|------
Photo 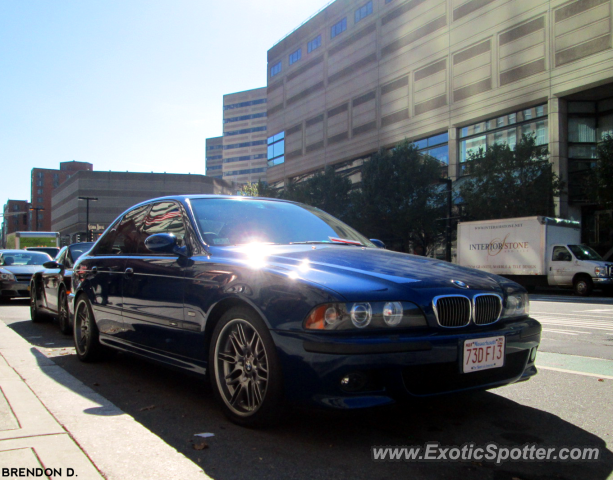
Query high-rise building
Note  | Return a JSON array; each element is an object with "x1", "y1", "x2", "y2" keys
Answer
[
  {"x1": 30, "y1": 161, "x2": 93, "y2": 231},
  {"x1": 206, "y1": 88, "x2": 268, "y2": 189},
  {"x1": 206, "y1": 136, "x2": 224, "y2": 179},
  {"x1": 264, "y1": 0, "x2": 613, "y2": 250},
  {"x1": 1, "y1": 200, "x2": 30, "y2": 248}
]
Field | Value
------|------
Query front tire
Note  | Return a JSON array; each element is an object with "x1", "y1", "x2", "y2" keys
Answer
[
  {"x1": 73, "y1": 296, "x2": 102, "y2": 362},
  {"x1": 573, "y1": 276, "x2": 593, "y2": 297},
  {"x1": 30, "y1": 283, "x2": 44, "y2": 322},
  {"x1": 58, "y1": 288, "x2": 71, "y2": 335},
  {"x1": 210, "y1": 307, "x2": 284, "y2": 428}
]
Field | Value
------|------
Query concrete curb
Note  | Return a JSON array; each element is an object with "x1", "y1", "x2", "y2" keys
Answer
[{"x1": 0, "y1": 321, "x2": 212, "y2": 480}]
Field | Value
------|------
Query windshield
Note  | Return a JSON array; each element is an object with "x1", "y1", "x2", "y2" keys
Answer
[
  {"x1": 1, "y1": 252, "x2": 51, "y2": 266},
  {"x1": 190, "y1": 198, "x2": 374, "y2": 247},
  {"x1": 568, "y1": 245, "x2": 603, "y2": 261}
]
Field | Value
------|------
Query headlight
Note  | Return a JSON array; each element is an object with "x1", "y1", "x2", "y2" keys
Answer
[
  {"x1": 502, "y1": 292, "x2": 530, "y2": 318},
  {"x1": 0, "y1": 270, "x2": 16, "y2": 282},
  {"x1": 595, "y1": 266, "x2": 607, "y2": 277},
  {"x1": 305, "y1": 301, "x2": 427, "y2": 330}
]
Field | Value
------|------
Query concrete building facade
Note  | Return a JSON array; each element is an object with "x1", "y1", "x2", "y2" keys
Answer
[
  {"x1": 30, "y1": 161, "x2": 93, "y2": 231},
  {"x1": 51, "y1": 171, "x2": 234, "y2": 243},
  {"x1": 264, "y1": 0, "x2": 613, "y2": 250}
]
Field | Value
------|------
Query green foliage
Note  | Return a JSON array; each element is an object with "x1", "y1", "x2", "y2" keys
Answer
[
  {"x1": 238, "y1": 179, "x2": 278, "y2": 198},
  {"x1": 238, "y1": 182, "x2": 259, "y2": 197},
  {"x1": 348, "y1": 140, "x2": 446, "y2": 254},
  {"x1": 459, "y1": 134, "x2": 563, "y2": 221},
  {"x1": 280, "y1": 166, "x2": 352, "y2": 220},
  {"x1": 589, "y1": 134, "x2": 613, "y2": 209}
]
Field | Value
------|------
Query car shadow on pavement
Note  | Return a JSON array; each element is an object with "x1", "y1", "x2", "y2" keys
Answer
[{"x1": 23, "y1": 337, "x2": 612, "y2": 480}]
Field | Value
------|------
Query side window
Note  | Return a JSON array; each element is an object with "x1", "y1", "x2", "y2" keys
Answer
[
  {"x1": 552, "y1": 246, "x2": 572, "y2": 262},
  {"x1": 96, "y1": 205, "x2": 150, "y2": 255},
  {"x1": 142, "y1": 202, "x2": 186, "y2": 253},
  {"x1": 56, "y1": 248, "x2": 68, "y2": 267}
]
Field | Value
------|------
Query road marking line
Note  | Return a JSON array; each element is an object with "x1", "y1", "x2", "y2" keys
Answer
[
  {"x1": 542, "y1": 328, "x2": 590, "y2": 334},
  {"x1": 537, "y1": 365, "x2": 613, "y2": 380}
]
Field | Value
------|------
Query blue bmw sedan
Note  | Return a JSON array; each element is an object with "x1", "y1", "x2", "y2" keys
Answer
[{"x1": 70, "y1": 195, "x2": 541, "y2": 427}]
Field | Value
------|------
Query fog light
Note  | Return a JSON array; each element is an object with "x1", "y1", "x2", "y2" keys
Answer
[
  {"x1": 350, "y1": 303, "x2": 372, "y2": 328},
  {"x1": 340, "y1": 372, "x2": 368, "y2": 392},
  {"x1": 530, "y1": 347, "x2": 537, "y2": 363},
  {"x1": 383, "y1": 302, "x2": 403, "y2": 326}
]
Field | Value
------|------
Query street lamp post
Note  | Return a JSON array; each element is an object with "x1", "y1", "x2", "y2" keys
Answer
[
  {"x1": 29, "y1": 207, "x2": 45, "y2": 232},
  {"x1": 78, "y1": 196, "x2": 98, "y2": 241}
]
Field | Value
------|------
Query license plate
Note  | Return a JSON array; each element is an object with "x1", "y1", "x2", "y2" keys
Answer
[{"x1": 463, "y1": 336, "x2": 505, "y2": 373}]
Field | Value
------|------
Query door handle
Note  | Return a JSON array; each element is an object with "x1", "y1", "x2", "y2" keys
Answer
[
  {"x1": 125, "y1": 267, "x2": 134, "y2": 276},
  {"x1": 91, "y1": 266, "x2": 98, "y2": 274}
]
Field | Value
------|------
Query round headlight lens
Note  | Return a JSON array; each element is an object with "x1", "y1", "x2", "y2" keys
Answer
[
  {"x1": 324, "y1": 306, "x2": 340, "y2": 326},
  {"x1": 383, "y1": 301, "x2": 403, "y2": 326},
  {"x1": 350, "y1": 303, "x2": 372, "y2": 328}
]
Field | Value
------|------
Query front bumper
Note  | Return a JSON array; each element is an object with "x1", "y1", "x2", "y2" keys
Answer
[
  {"x1": 0, "y1": 281, "x2": 30, "y2": 298},
  {"x1": 271, "y1": 317, "x2": 541, "y2": 409},
  {"x1": 592, "y1": 277, "x2": 613, "y2": 285}
]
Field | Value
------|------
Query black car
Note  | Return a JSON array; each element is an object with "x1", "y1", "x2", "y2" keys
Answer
[
  {"x1": 26, "y1": 246, "x2": 61, "y2": 258},
  {"x1": 0, "y1": 250, "x2": 52, "y2": 302},
  {"x1": 70, "y1": 195, "x2": 540, "y2": 427},
  {"x1": 30, "y1": 242, "x2": 94, "y2": 332}
]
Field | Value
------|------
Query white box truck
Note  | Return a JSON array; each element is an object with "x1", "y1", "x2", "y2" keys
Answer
[{"x1": 457, "y1": 216, "x2": 613, "y2": 296}]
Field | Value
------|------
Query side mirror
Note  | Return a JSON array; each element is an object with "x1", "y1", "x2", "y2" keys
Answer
[
  {"x1": 145, "y1": 233, "x2": 188, "y2": 256},
  {"x1": 370, "y1": 239, "x2": 386, "y2": 249},
  {"x1": 43, "y1": 261, "x2": 61, "y2": 269}
]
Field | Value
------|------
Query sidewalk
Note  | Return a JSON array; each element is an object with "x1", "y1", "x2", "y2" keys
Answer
[{"x1": 0, "y1": 321, "x2": 212, "y2": 480}]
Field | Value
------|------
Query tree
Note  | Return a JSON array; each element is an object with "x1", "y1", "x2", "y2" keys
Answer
[
  {"x1": 458, "y1": 134, "x2": 563, "y2": 221},
  {"x1": 349, "y1": 140, "x2": 446, "y2": 254},
  {"x1": 238, "y1": 182, "x2": 259, "y2": 197},
  {"x1": 587, "y1": 134, "x2": 613, "y2": 209},
  {"x1": 280, "y1": 166, "x2": 352, "y2": 220},
  {"x1": 238, "y1": 179, "x2": 278, "y2": 198}
]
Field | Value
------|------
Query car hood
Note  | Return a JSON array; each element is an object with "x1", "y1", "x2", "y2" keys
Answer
[
  {"x1": 216, "y1": 245, "x2": 505, "y2": 300},
  {"x1": 3, "y1": 265, "x2": 44, "y2": 275}
]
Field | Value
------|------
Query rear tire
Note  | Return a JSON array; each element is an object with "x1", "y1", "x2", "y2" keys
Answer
[
  {"x1": 209, "y1": 307, "x2": 284, "y2": 428},
  {"x1": 573, "y1": 276, "x2": 593, "y2": 297},
  {"x1": 73, "y1": 296, "x2": 103, "y2": 362},
  {"x1": 58, "y1": 288, "x2": 71, "y2": 335}
]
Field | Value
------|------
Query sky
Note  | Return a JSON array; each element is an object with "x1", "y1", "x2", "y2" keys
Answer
[{"x1": 0, "y1": 0, "x2": 334, "y2": 210}]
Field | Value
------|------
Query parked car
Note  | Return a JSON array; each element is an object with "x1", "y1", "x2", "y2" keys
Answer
[
  {"x1": 26, "y1": 246, "x2": 61, "y2": 259},
  {"x1": 70, "y1": 195, "x2": 541, "y2": 427},
  {"x1": 30, "y1": 242, "x2": 95, "y2": 332},
  {"x1": 0, "y1": 250, "x2": 52, "y2": 302}
]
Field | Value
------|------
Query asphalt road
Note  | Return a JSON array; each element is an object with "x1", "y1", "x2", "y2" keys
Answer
[{"x1": 1, "y1": 296, "x2": 612, "y2": 480}]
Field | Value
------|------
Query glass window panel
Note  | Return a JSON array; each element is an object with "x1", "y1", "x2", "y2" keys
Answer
[
  {"x1": 273, "y1": 140, "x2": 285, "y2": 157},
  {"x1": 568, "y1": 102, "x2": 596, "y2": 114},
  {"x1": 489, "y1": 127, "x2": 517, "y2": 150},
  {"x1": 267, "y1": 145, "x2": 275, "y2": 159},
  {"x1": 520, "y1": 120, "x2": 548, "y2": 145},
  {"x1": 508, "y1": 113, "x2": 517, "y2": 124},
  {"x1": 598, "y1": 98, "x2": 613, "y2": 112},
  {"x1": 569, "y1": 145, "x2": 598, "y2": 159},
  {"x1": 568, "y1": 117, "x2": 596, "y2": 143},
  {"x1": 598, "y1": 113, "x2": 613, "y2": 141},
  {"x1": 427, "y1": 132, "x2": 448, "y2": 146},
  {"x1": 414, "y1": 138, "x2": 427, "y2": 149},
  {"x1": 427, "y1": 145, "x2": 449, "y2": 164},
  {"x1": 459, "y1": 135, "x2": 486, "y2": 163}
]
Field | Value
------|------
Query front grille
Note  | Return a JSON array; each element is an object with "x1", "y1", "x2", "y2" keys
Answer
[
  {"x1": 473, "y1": 294, "x2": 502, "y2": 325},
  {"x1": 433, "y1": 296, "x2": 471, "y2": 327},
  {"x1": 15, "y1": 274, "x2": 32, "y2": 282}
]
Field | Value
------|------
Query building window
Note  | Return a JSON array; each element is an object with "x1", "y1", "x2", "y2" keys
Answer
[
  {"x1": 270, "y1": 62, "x2": 282, "y2": 77},
  {"x1": 289, "y1": 48, "x2": 302, "y2": 65},
  {"x1": 224, "y1": 140, "x2": 267, "y2": 150},
  {"x1": 53, "y1": 173, "x2": 60, "y2": 188},
  {"x1": 459, "y1": 104, "x2": 548, "y2": 171},
  {"x1": 37, "y1": 171, "x2": 44, "y2": 179},
  {"x1": 223, "y1": 112, "x2": 267, "y2": 124},
  {"x1": 414, "y1": 132, "x2": 449, "y2": 166},
  {"x1": 37, "y1": 197, "x2": 43, "y2": 204},
  {"x1": 223, "y1": 167, "x2": 267, "y2": 177},
  {"x1": 224, "y1": 126, "x2": 268, "y2": 136},
  {"x1": 355, "y1": 1, "x2": 373, "y2": 23},
  {"x1": 307, "y1": 35, "x2": 321, "y2": 53},
  {"x1": 330, "y1": 18, "x2": 347, "y2": 39},
  {"x1": 223, "y1": 99, "x2": 267, "y2": 111},
  {"x1": 567, "y1": 98, "x2": 613, "y2": 203},
  {"x1": 267, "y1": 132, "x2": 285, "y2": 167},
  {"x1": 36, "y1": 180, "x2": 43, "y2": 187}
]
